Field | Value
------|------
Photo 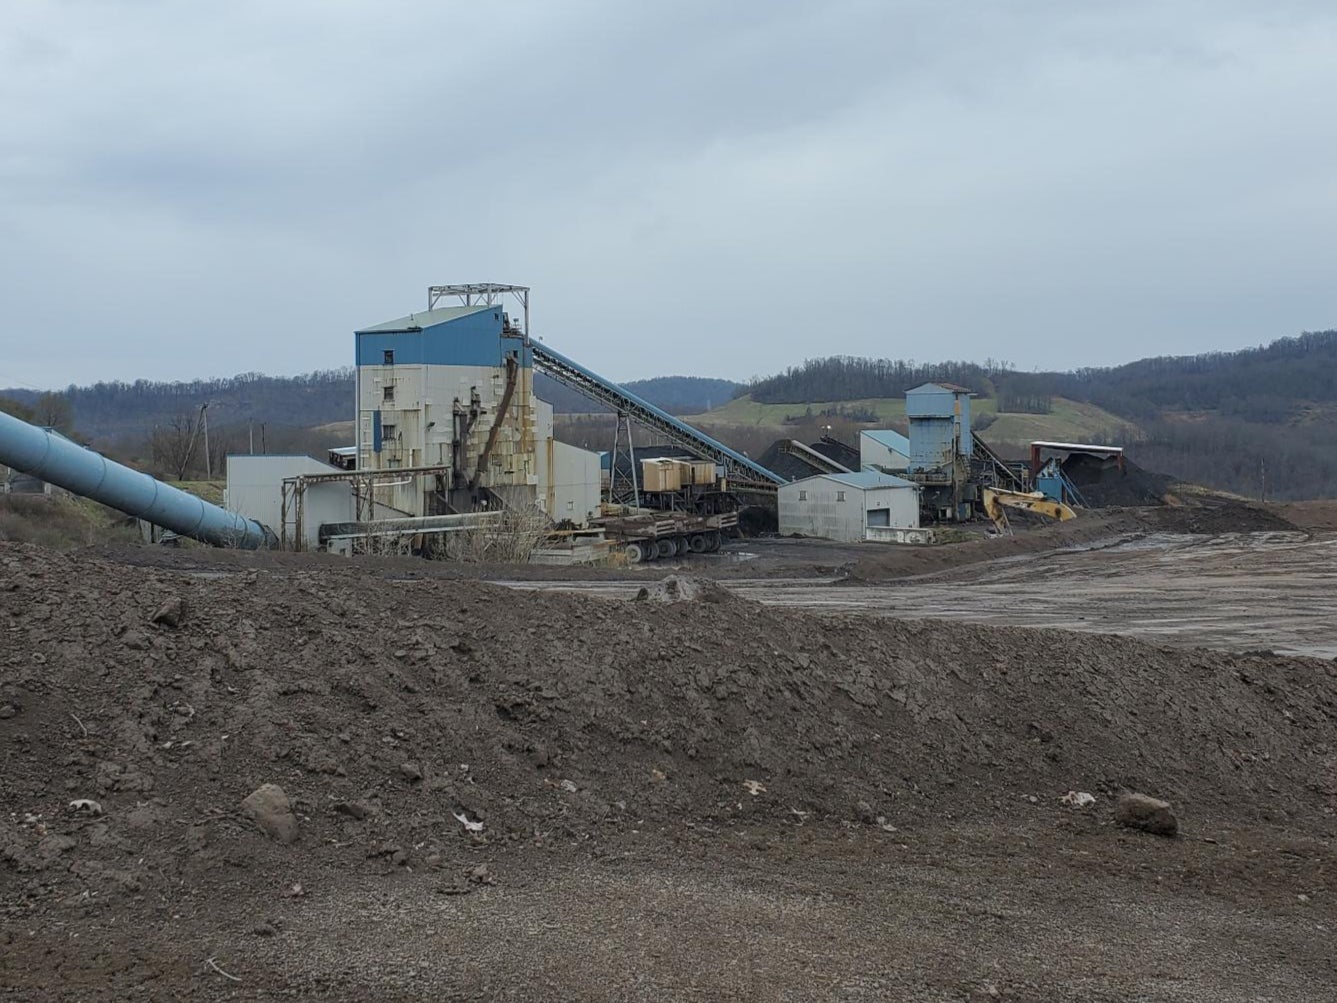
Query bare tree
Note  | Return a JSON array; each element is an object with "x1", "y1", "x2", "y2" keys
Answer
[
  {"x1": 33, "y1": 392, "x2": 75, "y2": 434},
  {"x1": 148, "y1": 411, "x2": 204, "y2": 481}
]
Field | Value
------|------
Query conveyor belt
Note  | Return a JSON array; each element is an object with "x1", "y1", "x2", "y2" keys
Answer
[{"x1": 531, "y1": 342, "x2": 784, "y2": 489}]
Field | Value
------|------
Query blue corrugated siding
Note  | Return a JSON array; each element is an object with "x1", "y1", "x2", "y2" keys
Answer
[
  {"x1": 905, "y1": 387, "x2": 956, "y2": 418},
  {"x1": 355, "y1": 310, "x2": 531, "y2": 368},
  {"x1": 909, "y1": 418, "x2": 956, "y2": 471},
  {"x1": 906, "y1": 385, "x2": 972, "y2": 467}
]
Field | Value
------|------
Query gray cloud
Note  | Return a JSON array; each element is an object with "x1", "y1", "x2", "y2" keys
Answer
[{"x1": 2, "y1": 0, "x2": 1335, "y2": 388}]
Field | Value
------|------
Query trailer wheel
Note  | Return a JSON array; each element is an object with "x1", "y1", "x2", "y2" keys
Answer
[
  {"x1": 624, "y1": 541, "x2": 646, "y2": 564},
  {"x1": 655, "y1": 538, "x2": 676, "y2": 560},
  {"x1": 688, "y1": 533, "x2": 708, "y2": 553},
  {"x1": 705, "y1": 531, "x2": 721, "y2": 552}
]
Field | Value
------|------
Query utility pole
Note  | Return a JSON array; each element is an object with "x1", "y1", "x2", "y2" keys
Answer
[{"x1": 201, "y1": 402, "x2": 212, "y2": 479}]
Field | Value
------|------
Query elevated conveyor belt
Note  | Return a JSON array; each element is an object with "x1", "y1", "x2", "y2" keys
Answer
[
  {"x1": 778, "y1": 439, "x2": 853, "y2": 475},
  {"x1": 972, "y1": 432, "x2": 1026, "y2": 491},
  {"x1": 531, "y1": 342, "x2": 785, "y2": 489}
]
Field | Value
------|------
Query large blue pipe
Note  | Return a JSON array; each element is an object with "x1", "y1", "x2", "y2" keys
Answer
[{"x1": 0, "y1": 408, "x2": 273, "y2": 549}]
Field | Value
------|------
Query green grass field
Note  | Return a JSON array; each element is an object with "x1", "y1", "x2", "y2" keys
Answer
[
  {"x1": 169, "y1": 480, "x2": 227, "y2": 505},
  {"x1": 684, "y1": 394, "x2": 1134, "y2": 443},
  {"x1": 983, "y1": 398, "x2": 1135, "y2": 444}
]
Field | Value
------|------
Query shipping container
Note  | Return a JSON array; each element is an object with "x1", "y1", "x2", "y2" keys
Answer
[{"x1": 641, "y1": 458, "x2": 683, "y2": 492}]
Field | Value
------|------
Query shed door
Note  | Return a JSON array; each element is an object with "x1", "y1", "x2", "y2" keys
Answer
[{"x1": 867, "y1": 507, "x2": 891, "y2": 528}]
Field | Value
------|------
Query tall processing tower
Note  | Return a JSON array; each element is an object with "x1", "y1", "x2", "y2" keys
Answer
[{"x1": 354, "y1": 284, "x2": 540, "y2": 516}]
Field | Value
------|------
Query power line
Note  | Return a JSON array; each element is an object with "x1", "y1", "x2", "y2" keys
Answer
[{"x1": 0, "y1": 372, "x2": 54, "y2": 392}]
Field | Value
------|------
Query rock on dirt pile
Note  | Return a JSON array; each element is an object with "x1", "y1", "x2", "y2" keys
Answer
[
  {"x1": 633, "y1": 575, "x2": 741, "y2": 604},
  {"x1": 2, "y1": 541, "x2": 1335, "y2": 915}
]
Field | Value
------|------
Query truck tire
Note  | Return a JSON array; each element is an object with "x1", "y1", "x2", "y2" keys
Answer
[
  {"x1": 688, "y1": 533, "x2": 708, "y2": 553},
  {"x1": 655, "y1": 538, "x2": 676, "y2": 560},
  {"x1": 673, "y1": 537, "x2": 691, "y2": 556},
  {"x1": 705, "y1": 531, "x2": 721, "y2": 552},
  {"x1": 624, "y1": 541, "x2": 646, "y2": 564}
]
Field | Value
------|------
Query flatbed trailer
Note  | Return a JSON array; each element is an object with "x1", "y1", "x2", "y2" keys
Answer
[{"x1": 593, "y1": 510, "x2": 737, "y2": 563}]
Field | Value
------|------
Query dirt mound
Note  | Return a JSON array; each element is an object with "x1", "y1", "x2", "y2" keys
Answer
[
  {"x1": 4, "y1": 541, "x2": 1331, "y2": 862},
  {"x1": 634, "y1": 575, "x2": 742, "y2": 604},
  {"x1": 1151, "y1": 495, "x2": 1297, "y2": 533},
  {"x1": 3, "y1": 541, "x2": 1336, "y2": 997}
]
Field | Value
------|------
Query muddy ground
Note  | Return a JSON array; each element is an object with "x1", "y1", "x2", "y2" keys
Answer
[
  {"x1": 515, "y1": 530, "x2": 1337, "y2": 659},
  {"x1": 3, "y1": 533, "x2": 1337, "y2": 1001}
]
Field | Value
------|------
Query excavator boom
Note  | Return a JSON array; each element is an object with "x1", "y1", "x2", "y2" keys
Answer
[{"x1": 982, "y1": 488, "x2": 1077, "y2": 535}]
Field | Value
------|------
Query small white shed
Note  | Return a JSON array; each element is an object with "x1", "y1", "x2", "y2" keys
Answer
[
  {"x1": 859, "y1": 429, "x2": 911, "y2": 472},
  {"x1": 778, "y1": 471, "x2": 920, "y2": 543},
  {"x1": 225, "y1": 455, "x2": 354, "y2": 551}
]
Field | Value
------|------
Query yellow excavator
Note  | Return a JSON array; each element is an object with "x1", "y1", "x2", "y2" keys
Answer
[{"x1": 982, "y1": 487, "x2": 1077, "y2": 536}]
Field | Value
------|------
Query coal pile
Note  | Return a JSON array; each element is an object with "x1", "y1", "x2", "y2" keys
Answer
[{"x1": 1067, "y1": 456, "x2": 1170, "y2": 508}]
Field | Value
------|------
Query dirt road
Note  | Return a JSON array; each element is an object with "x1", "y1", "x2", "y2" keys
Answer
[{"x1": 504, "y1": 530, "x2": 1337, "y2": 657}]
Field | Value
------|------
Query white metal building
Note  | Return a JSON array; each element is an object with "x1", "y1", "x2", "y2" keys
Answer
[
  {"x1": 532, "y1": 398, "x2": 605, "y2": 525},
  {"x1": 778, "y1": 470, "x2": 920, "y2": 543},
  {"x1": 859, "y1": 429, "x2": 911, "y2": 473},
  {"x1": 225, "y1": 455, "x2": 354, "y2": 551}
]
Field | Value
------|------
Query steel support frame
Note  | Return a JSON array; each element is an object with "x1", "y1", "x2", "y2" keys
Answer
[
  {"x1": 608, "y1": 412, "x2": 640, "y2": 508},
  {"x1": 428, "y1": 283, "x2": 530, "y2": 336},
  {"x1": 279, "y1": 463, "x2": 458, "y2": 551}
]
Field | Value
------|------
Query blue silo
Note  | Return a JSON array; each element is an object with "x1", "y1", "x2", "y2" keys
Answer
[{"x1": 906, "y1": 383, "x2": 973, "y2": 474}]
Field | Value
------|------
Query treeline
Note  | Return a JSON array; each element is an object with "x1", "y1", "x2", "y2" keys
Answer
[
  {"x1": 746, "y1": 356, "x2": 1011, "y2": 404},
  {"x1": 1, "y1": 370, "x2": 355, "y2": 441},
  {"x1": 533, "y1": 373, "x2": 741, "y2": 415},
  {"x1": 1134, "y1": 417, "x2": 1337, "y2": 502},
  {"x1": 746, "y1": 331, "x2": 1337, "y2": 422},
  {"x1": 0, "y1": 369, "x2": 743, "y2": 449},
  {"x1": 1052, "y1": 330, "x2": 1337, "y2": 420}
]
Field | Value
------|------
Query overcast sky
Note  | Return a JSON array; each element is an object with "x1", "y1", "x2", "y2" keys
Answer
[{"x1": 3, "y1": 0, "x2": 1335, "y2": 389}]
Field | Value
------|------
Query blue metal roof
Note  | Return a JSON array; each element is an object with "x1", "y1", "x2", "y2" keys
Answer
[
  {"x1": 861, "y1": 429, "x2": 910, "y2": 453},
  {"x1": 821, "y1": 470, "x2": 917, "y2": 490}
]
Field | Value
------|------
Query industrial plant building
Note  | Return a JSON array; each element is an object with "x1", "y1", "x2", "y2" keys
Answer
[
  {"x1": 0, "y1": 280, "x2": 1122, "y2": 559},
  {"x1": 778, "y1": 470, "x2": 920, "y2": 543}
]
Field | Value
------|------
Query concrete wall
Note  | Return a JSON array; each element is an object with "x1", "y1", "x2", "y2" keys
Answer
[
  {"x1": 778, "y1": 476, "x2": 920, "y2": 543},
  {"x1": 865, "y1": 526, "x2": 936, "y2": 545},
  {"x1": 225, "y1": 455, "x2": 353, "y2": 550}
]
